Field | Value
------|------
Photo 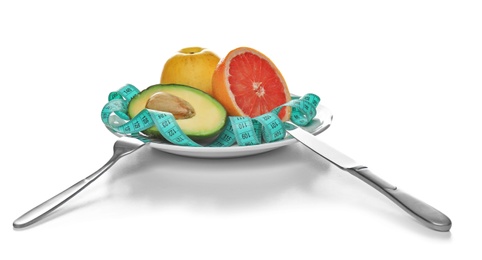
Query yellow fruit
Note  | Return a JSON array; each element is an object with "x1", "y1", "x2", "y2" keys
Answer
[{"x1": 160, "y1": 47, "x2": 220, "y2": 95}]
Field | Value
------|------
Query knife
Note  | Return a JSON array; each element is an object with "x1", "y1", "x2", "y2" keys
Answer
[{"x1": 286, "y1": 124, "x2": 452, "y2": 232}]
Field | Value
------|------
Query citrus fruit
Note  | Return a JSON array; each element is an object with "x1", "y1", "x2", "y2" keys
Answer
[
  {"x1": 212, "y1": 47, "x2": 291, "y2": 121},
  {"x1": 161, "y1": 47, "x2": 220, "y2": 95}
]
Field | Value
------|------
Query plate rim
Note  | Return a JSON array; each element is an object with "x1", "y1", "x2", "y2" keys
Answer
[{"x1": 147, "y1": 104, "x2": 332, "y2": 158}]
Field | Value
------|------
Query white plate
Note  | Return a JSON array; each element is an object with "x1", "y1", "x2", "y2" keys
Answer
[{"x1": 148, "y1": 104, "x2": 333, "y2": 158}]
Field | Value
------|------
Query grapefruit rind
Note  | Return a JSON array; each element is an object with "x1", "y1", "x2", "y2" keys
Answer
[{"x1": 212, "y1": 47, "x2": 291, "y2": 121}]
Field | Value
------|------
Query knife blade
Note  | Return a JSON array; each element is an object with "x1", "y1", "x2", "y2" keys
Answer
[
  {"x1": 286, "y1": 124, "x2": 452, "y2": 232},
  {"x1": 286, "y1": 126, "x2": 362, "y2": 169}
]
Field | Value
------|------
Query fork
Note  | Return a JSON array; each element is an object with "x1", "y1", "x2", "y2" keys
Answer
[{"x1": 13, "y1": 137, "x2": 146, "y2": 229}]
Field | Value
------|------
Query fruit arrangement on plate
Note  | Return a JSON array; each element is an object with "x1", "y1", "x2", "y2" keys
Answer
[{"x1": 102, "y1": 46, "x2": 319, "y2": 147}]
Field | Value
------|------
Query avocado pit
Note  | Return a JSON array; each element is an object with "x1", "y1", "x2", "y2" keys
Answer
[
  {"x1": 146, "y1": 92, "x2": 195, "y2": 119},
  {"x1": 128, "y1": 84, "x2": 227, "y2": 140}
]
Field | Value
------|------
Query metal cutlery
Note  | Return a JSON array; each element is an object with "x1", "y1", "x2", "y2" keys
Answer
[
  {"x1": 13, "y1": 137, "x2": 146, "y2": 228},
  {"x1": 286, "y1": 122, "x2": 452, "y2": 232}
]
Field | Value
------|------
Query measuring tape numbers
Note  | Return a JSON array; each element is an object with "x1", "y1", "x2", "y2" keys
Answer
[{"x1": 101, "y1": 84, "x2": 320, "y2": 147}]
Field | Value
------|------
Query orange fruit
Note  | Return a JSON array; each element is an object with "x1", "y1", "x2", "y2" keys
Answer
[{"x1": 212, "y1": 47, "x2": 291, "y2": 121}]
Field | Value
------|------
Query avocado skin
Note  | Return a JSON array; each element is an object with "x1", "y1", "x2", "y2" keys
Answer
[{"x1": 127, "y1": 83, "x2": 227, "y2": 140}]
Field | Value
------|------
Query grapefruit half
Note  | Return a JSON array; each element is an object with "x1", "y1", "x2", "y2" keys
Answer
[{"x1": 212, "y1": 47, "x2": 291, "y2": 121}]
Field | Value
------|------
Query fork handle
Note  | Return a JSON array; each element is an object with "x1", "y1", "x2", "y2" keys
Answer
[{"x1": 13, "y1": 153, "x2": 121, "y2": 229}]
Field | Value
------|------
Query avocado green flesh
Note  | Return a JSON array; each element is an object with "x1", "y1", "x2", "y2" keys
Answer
[{"x1": 127, "y1": 84, "x2": 227, "y2": 140}]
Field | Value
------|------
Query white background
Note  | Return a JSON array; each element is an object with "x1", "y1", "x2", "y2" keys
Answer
[{"x1": 1, "y1": 0, "x2": 481, "y2": 259}]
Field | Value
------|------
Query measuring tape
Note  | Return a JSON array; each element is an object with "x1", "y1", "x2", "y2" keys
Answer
[{"x1": 101, "y1": 84, "x2": 320, "y2": 147}]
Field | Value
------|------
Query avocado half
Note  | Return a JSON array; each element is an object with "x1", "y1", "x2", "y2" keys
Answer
[{"x1": 127, "y1": 84, "x2": 227, "y2": 140}]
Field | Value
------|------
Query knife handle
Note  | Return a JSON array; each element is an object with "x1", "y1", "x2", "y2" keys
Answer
[{"x1": 346, "y1": 167, "x2": 452, "y2": 232}]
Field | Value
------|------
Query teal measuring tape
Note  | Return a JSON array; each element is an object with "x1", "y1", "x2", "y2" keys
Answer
[{"x1": 101, "y1": 84, "x2": 320, "y2": 147}]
